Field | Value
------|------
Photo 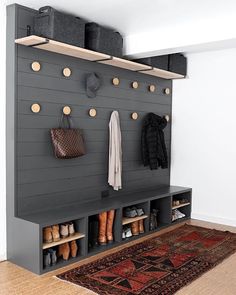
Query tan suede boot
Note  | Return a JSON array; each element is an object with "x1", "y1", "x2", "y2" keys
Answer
[
  {"x1": 43, "y1": 226, "x2": 52, "y2": 243},
  {"x1": 98, "y1": 212, "x2": 107, "y2": 245},
  {"x1": 138, "y1": 219, "x2": 145, "y2": 234},
  {"x1": 70, "y1": 240, "x2": 78, "y2": 258},
  {"x1": 107, "y1": 210, "x2": 115, "y2": 243},
  {"x1": 58, "y1": 242, "x2": 70, "y2": 260},
  {"x1": 131, "y1": 221, "x2": 139, "y2": 236},
  {"x1": 52, "y1": 224, "x2": 60, "y2": 242},
  {"x1": 60, "y1": 224, "x2": 69, "y2": 238},
  {"x1": 68, "y1": 222, "x2": 75, "y2": 236}
]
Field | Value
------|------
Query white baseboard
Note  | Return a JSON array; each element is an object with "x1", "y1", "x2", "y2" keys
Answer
[
  {"x1": 192, "y1": 213, "x2": 236, "y2": 227},
  {"x1": 0, "y1": 253, "x2": 6, "y2": 262}
]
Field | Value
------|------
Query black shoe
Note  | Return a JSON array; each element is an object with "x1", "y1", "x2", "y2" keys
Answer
[
  {"x1": 89, "y1": 216, "x2": 99, "y2": 248},
  {"x1": 43, "y1": 251, "x2": 51, "y2": 268},
  {"x1": 48, "y1": 248, "x2": 57, "y2": 265},
  {"x1": 124, "y1": 207, "x2": 137, "y2": 218}
]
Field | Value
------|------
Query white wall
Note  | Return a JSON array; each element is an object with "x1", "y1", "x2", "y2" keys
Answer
[
  {"x1": 0, "y1": 1, "x2": 7, "y2": 261},
  {"x1": 171, "y1": 48, "x2": 236, "y2": 226},
  {"x1": 125, "y1": 19, "x2": 236, "y2": 58}
]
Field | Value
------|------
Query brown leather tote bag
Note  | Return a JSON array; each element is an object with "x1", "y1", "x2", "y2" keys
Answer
[{"x1": 50, "y1": 114, "x2": 86, "y2": 159}]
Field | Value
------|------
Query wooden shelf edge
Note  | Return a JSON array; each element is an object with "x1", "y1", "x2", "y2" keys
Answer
[
  {"x1": 122, "y1": 214, "x2": 148, "y2": 225},
  {"x1": 139, "y1": 67, "x2": 185, "y2": 79},
  {"x1": 172, "y1": 202, "x2": 191, "y2": 210},
  {"x1": 15, "y1": 35, "x2": 111, "y2": 62},
  {"x1": 42, "y1": 232, "x2": 85, "y2": 250},
  {"x1": 15, "y1": 35, "x2": 186, "y2": 80}
]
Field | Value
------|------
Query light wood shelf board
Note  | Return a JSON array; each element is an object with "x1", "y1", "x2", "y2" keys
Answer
[
  {"x1": 42, "y1": 232, "x2": 85, "y2": 250},
  {"x1": 15, "y1": 35, "x2": 185, "y2": 79},
  {"x1": 98, "y1": 57, "x2": 152, "y2": 71},
  {"x1": 15, "y1": 35, "x2": 45, "y2": 46},
  {"x1": 122, "y1": 214, "x2": 148, "y2": 225},
  {"x1": 172, "y1": 202, "x2": 191, "y2": 210},
  {"x1": 139, "y1": 68, "x2": 184, "y2": 79},
  {"x1": 15, "y1": 35, "x2": 111, "y2": 61}
]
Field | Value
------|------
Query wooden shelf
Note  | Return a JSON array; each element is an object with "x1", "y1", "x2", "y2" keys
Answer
[
  {"x1": 98, "y1": 56, "x2": 152, "y2": 71},
  {"x1": 42, "y1": 232, "x2": 85, "y2": 250},
  {"x1": 122, "y1": 214, "x2": 148, "y2": 225},
  {"x1": 15, "y1": 35, "x2": 185, "y2": 80},
  {"x1": 139, "y1": 67, "x2": 184, "y2": 79},
  {"x1": 15, "y1": 35, "x2": 111, "y2": 62},
  {"x1": 172, "y1": 202, "x2": 191, "y2": 210}
]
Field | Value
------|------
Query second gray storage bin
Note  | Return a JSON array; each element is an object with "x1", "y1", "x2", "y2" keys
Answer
[
  {"x1": 34, "y1": 6, "x2": 86, "y2": 47},
  {"x1": 85, "y1": 22, "x2": 123, "y2": 57},
  {"x1": 133, "y1": 55, "x2": 169, "y2": 71}
]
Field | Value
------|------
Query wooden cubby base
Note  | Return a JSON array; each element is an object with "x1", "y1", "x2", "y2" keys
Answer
[
  {"x1": 122, "y1": 215, "x2": 148, "y2": 225},
  {"x1": 43, "y1": 232, "x2": 85, "y2": 250}
]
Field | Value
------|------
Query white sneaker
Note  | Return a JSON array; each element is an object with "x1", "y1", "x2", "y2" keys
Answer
[
  {"x1": 177, "y1": 210, "x2": 185, "y2": 218},
  {"x1": 125, "y1": 228, "x2": 132, "y2": 238},
  {"x1": 122, "y1": 231, "x2": 126, "y2": 239}
]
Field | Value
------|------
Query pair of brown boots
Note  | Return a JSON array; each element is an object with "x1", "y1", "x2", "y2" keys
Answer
[
  {"x1": 98, "y1": 210, "x2": 115, "y2": 245},
  {"x1": 58, "y1": 241, "x2": 78, "y2": 260},
  {"x1": 43, "y1": 225, "x2": 60, "y2": 243},
  {"x1": 131, "y1": 220, "x2": 144, "y2": 236}
]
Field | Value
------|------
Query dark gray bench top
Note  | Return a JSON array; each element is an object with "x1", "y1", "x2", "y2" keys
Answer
[{"x1": 18, "y1": 185, "x2": 191, "y2": 226}]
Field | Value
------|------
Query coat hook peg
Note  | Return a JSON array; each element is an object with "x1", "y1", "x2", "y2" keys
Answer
[
  {"x1": 131, "y1": 81, "x2": 139, "y2": 89},
  {"x1": 31, "y1": 61, "x2": 41, "y2": 72},
  {"x1": 63, "y1": 106, "x2": 72, "y2": 115},
  {"x1": 89, "y1": 108, "x2": 97, "y2": 117},
  {"x1": 131, "y1": 112, "x2": 139, "y2": 120},
  {"x1": 164, "y1": 88, "x2": 171, "y2": 95},
  {"x1": 62, "y1": 67, "x2": 72, "y2": 77},
  {"x1": 31, "y1": 103, "x2": 41, "y2": 113},
  {"x1": 112, "y1": 77, "x2": 120, "y2": 86},
  {"x1": 149, "y1": 84, "x2": 156, "y2": 92},
  {"x1": 165, "y1": 115, "x2": 170, "y2": 122}
]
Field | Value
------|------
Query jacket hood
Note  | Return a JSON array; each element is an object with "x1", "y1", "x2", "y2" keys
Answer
[{"x1": 143, "y1": 113, "x2": 167, "y2": 130}]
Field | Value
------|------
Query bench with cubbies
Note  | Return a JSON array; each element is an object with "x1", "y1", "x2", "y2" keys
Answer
[{"x1": 23, "y1": 185, "x2": 192, "y2": 274}]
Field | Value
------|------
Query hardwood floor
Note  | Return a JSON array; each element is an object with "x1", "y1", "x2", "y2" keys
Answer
[{"x1": 0, "y1": 219, "x2": 236, "y2": 295}]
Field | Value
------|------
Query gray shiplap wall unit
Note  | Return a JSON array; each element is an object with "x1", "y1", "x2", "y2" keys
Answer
[{"x1": 13, "y1": 4, "x2": 172, "y2": 216}]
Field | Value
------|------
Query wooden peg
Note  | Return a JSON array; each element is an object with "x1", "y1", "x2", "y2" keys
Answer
[
  {"x1": 62, "y1": 67, "x2": 72, "y2": 77},
  {"x1": 31, "y1": 61, "x2": 41, "y2": 72},
  {"x1": 131, "y1": 112, "x2": 138, "y2": 120},
  {"x1": 112, "y1": 77, "x2": 120, "y2": 86},
  {"x1": 63, "y1": 106, "x2": 72, "y2": 115},
  {"x1": 149, "y1": 84, "x2": 156, "y2": 92},
  {"x1": 131, "y1": 81, "x2": 139, "y2": 89},
  {"x1": 31, "y1": 103, "x2": 41, "y2": 113},
  {"x1": 89, "y1": 108, "x2": 97, "y2": 117},
  {"x1": 165, "y1": 115, "x2": 170, "y2": 122},
  {"x1": 164, "y1": 88, "x2": 171, "y2": 95}
]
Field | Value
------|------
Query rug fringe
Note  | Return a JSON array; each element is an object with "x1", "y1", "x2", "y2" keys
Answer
[{"x1": 54, "y1": 275, "x2": 98, "y2": 294}]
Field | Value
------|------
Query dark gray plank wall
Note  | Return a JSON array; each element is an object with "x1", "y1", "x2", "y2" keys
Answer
[{"x1": 16, "y1": 5, "x2": 172, "y2": 216}]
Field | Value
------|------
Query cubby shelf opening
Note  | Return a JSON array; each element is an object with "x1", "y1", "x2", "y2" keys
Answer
[{"x1": 172, "y1": 202, "x2": 191, "y2": 210}]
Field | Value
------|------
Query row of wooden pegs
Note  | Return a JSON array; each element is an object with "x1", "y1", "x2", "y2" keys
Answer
[
  {"x1": 30, "y1": 104, "x2": 170, "y2": 122},
  {"x1": 30, "y1": 61, "x2": 171, "y2": 95}
]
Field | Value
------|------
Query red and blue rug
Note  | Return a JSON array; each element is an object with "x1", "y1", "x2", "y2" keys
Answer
[{"x1": 57, "y1": 224, "x2": 236, "y2": 294}]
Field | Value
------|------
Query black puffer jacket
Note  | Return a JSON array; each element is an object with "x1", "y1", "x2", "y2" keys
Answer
[{"x1": 141, "y1": 113, "x2": 168, "y2": 170}]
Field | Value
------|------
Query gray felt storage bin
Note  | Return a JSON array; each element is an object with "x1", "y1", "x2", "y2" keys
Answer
[
  {"x1": 34, "y1": 6, "x2": 86, "y2": 47},
  {"x1": 168, "y1": 54, "x2": 187, "y2": 76},
  {"x1": 85, "y1": 22, "x2": 123, "y2": 57},
  {"x1": 134, "y1": 55, "x2": 169, "y2": 71}
]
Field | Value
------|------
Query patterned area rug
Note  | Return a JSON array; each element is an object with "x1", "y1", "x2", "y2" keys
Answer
[{"x1": 57, "y1": 224, "x2": 236, "y2": 295}]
